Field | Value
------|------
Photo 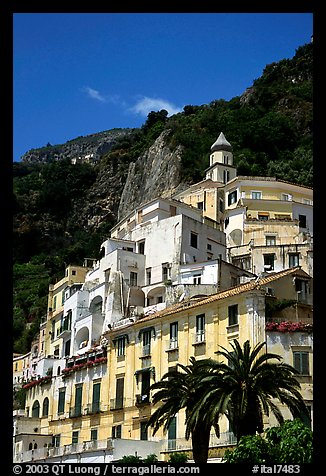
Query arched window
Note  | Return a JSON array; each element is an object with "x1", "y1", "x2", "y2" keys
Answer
[
  {"x1": 28, "y1": 443, "x2": 33, "y2": 450},
  {"x1": 32, "y1": 400, "x2": 40, "y2": 418},
  {"x1": 42, "y1": 397, "x2": 49, "y2": 417},
  {"x1": 33, "y1": 443, "x2": 38, "y2": 449},
  {"x1": 57, "y1": 366, "x2": 61, "y2": 376}
]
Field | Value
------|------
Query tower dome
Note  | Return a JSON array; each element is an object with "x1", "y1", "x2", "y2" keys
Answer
[{"x1": 211, "y1": 132, "x2": 233, "y2": 152}]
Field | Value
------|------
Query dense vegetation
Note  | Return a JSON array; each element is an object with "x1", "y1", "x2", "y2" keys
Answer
[
  {"x1": 13, "y1": 42, "x2": 312, "y2": 354},
  {"x1": 223, "y1": 419, "x2": 313, "y2": 463}
]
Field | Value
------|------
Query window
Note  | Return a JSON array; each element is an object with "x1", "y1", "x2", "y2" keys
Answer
[
  {"x1": 140, "y1": 421, "x2": 148, "y2": 440},
  {"x1": 142, "y1": 330, "x2": 151, "y2": 356},
  {"x1": 90, "y1": 429, "x2": 98, "y2": 441},
  {"x1": 92, "y1": 382, "x2": 101, "y2": 413},
  {"x1": 228, "y1": 304, "x2": 238, "y2": 326},
  {"x1": 258, "y1": 213, "x2": 269, "y2": 221},
  {"x1": 207, "y1": 243, "x2": 212, "y2": 251},
  {"x1": 140, "y1": 370, "x2": 151, "y2": 403},
  {"x1": 138, "y1": 241, "x2": 145, "y2": 255},
  {"x1": 298, "y1": 214, "x2": 307, "y2": 228},
  {"x1": 282, "y1": 193, "x2": 292, "y2": 201},
  {"x1": 52, "y1": 435, "x2": 60, "y2": 448},
  {"x1": 32, "y1": 400, "x2": 40, "y2": 418},
  {"x1": 196, "y1": 314, "x2": 205, "y2": 342},
  {"x1": 169, "y1": 322, "x2": 178, "y2": 349},
  {"x1": 42, "y1": 398, "x2": 49, "y2": 417},
  {"x1": 112, "y1": 425, "x2": 122, "y2": 439},
  {"x1": 117, "y1": 337, "x2": 126, "y2": 357},
  {"x1": 264, "y1": 254, "x2": 275, "y2": 271},
  {"x1": 223, "y1": 170, "x2": 230, "y2": 184},
  {"x1": 190, "y1": 232, "x2": 198, "y2": 249},
  {"x1": 72, "y1": 431, "x2": 79, "y2": 445},
  {"x1": 293, "y1": 352, "x2": 309, "y2": 375},
  {"x1": 289, "y1": 253, "x2": 300, "y2": 267},
  {"x1": 265, "y1": 235, "x2": 276, "y2": 246},
  {"x1": 72, "y1": 270, "x2": 76, "y2": 276},
  {"x1": 53, "y1": 296, "x2": 57, "y2": 311},
  {"x1": 251, "y1": 191, "x2": 262, "y2": 199},
  {"x1": 146, "y1": 268, "x2": 152, "y2": 285},
  {"x1": 197, "y1": 201, "x2": 204, "y2": 210},
  {"x1": 115, "y1": 378, "x2": 124, "y2": 409},
  {"x1": 130, "y1": 272, "x2": 138, "y2": 287},
  {"x1": 228, "y1": 190, "x2": 237, "y2": 206},
  {"x1": 168, "y1": 416, "x2": 177, "y2": 450},
  {"x1": 219, "y1": 199, "x2": 224, "y2": 212},
  {"x1": 295, "y1": 278, "x2": 308, "y2": 298},
  {"x1": 74, "y1": 385, "x2": 83, "y2": 417},
  {"x1": 162, "y1": 264, "x2": 171, "y2": 281},
  {"x1": 58, "y1": 389, "x2": 65, "y2": 414},
  {"x1": 193, "y1": 273, "x2": 201, "y2": 284}
]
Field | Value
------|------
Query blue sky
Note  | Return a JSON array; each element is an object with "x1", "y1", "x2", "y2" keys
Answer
[{"x1": 13, "y1": 12, "x2": 313, "y2": 162}]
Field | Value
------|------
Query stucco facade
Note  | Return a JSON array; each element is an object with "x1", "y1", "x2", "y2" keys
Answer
[{"x1": 16, "y1": 267, "x2": 312, "y2": 462}]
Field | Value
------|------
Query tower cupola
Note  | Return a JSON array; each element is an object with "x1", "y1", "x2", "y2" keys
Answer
[{"x1": 210, "y1": 132, "x2": 233, "y2": 153}]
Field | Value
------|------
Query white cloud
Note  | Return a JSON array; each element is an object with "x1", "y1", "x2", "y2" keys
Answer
[
  {"x1": 82, "y1": 86, "x2": 106, "y2": 103},
  {"x1": 129, "y1": 96, "x2": 183, "y2": 117}
]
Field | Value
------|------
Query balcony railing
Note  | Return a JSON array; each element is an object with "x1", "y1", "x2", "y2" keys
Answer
[
  {"x1": 166, "y1": 338, "x2": 178, "y2": 351},
  {"x1": 135, "y1": 393, "x2": 150, "y2": 405},
  {"x1": 110, "y1": 398, "x2": 124, "y2": 410},
  {"x1": 69, "y1": 406, "x2": 82, "y2": 418},
  {"x1": 194, "y1": 331, "x2": 205, "y2": 344},
  {"x1": 14, "y1": 439, "x2": 114, "y2": 462},
  {"x1": 161, "y1": 431, "x2": 237, "y2": 452},
  {"x1": 84, "y1": 402, "x2": 108, "y2": 415}
]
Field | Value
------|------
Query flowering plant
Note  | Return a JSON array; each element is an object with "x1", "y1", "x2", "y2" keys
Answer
[
  {"x1": 23, "y1": 375, "x2": 52, "y2": 390},
  {"x1": 266, "y1": 320, "x2": 313, "y2": 332},
  {"x1": 61, "y1": 356, "x2": 107, "y2": 377}
]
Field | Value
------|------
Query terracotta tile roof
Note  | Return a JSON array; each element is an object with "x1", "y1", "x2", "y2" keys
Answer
[{"x1": 138, "y1": 266, "x2": 310, "y2": 322}]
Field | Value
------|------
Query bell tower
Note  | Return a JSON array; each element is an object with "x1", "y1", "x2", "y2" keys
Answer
[
  {"x1": 210, "y1": 132, "x2": 233, "y2": 166},
  {"x1": 205, "y1": 132, "x2": 237, "y2": 184}
]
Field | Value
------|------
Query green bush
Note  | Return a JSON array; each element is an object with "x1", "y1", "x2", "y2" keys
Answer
[{"x1": 168, "y1": 453, "x2": 188, "y2": 463}]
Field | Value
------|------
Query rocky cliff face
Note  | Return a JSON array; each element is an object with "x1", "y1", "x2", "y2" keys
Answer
[
  {"x1": 21, "y1": 128, "x2": 133, "y2": 163},
  {"x1": 118, "y1": 130, "x2": 185, "y2": 221}
]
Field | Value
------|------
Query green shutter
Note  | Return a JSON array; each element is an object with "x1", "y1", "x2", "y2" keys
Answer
[
  {"x1": 75, "y1": 386, "x2": 82, "y2": 415},
  {"x1": 92, "y1": 382, "x2": 101, "y2": 412},
  {"x1": 58, "y1": 389, "x2": 65, "y2": 414}
]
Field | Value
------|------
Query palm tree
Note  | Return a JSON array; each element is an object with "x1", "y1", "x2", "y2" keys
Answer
[
  {"x1": 195, "y1": 340, "x2": 310, "y2": 442},
  {"x1": 146, "y1": 358, "x2": 220, "y2": 464}
]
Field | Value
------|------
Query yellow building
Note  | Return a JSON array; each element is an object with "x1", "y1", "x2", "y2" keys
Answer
[
  {"x1": 20, "y1": 266, "x2": 312, "y2": 462},
  {"x1": 174, "y1": 133, "x2": 313, "y2": 277},
  {"x1": 45, "y1": 264, "x2": 92, "y2": 359}
]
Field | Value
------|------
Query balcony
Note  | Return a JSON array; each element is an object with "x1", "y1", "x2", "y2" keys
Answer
[
  {"x1": 161, "y1": 431, "x2": 237, "y2": 452},
  {"x1": 193, "y1": 331, "x2": 205, "y2": 345},
  {"x1": 14, "y1": 439, "x2": 114, "y2": 462},
  {"x1": 69, "y1": 406, "x2": 83, "y2": 418},
  {"x1": 84, "y1": 402, "x2": 108, "y2": 415},
  {"x1": 109, "y1": 398, "x2": 124, "y2": 410},
  {"x1": 166, "y1": 338, "x2": 178, "y2": 352},
  {"x1": 140, "y1": 344, "x2": 151, "y2": 358},
  {"x1": 135, "y1": 393, "x2": 150, "y2": 406}
]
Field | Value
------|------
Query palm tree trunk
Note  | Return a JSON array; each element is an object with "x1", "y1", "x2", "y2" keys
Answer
[{"x1": 191, "y1": 425, "x2": 210, "y2": 464}]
